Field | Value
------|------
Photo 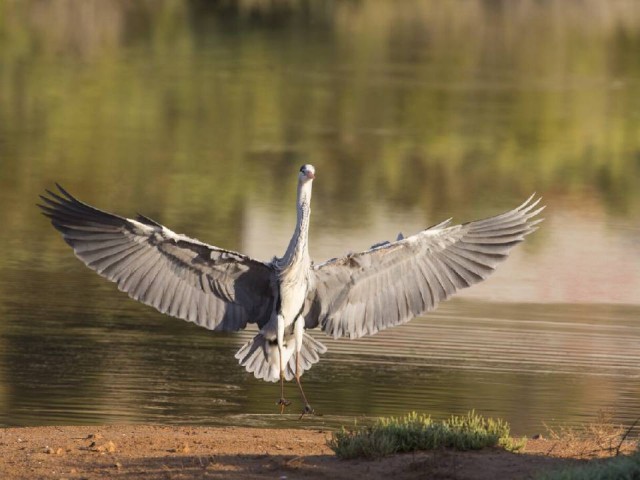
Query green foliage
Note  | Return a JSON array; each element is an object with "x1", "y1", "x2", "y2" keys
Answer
[
  {"x1": 1, "y1": 0, "x2": 640, "y2": 227},
  {"x1": 499, "y1": 434, "x2": 528, "y2": 453},
  {"x1": 328, "y1": 411, "x2": 526, "y2": 459},
  {"x1": 538, "y1": 449, "x2": 640, "y2": 480}
]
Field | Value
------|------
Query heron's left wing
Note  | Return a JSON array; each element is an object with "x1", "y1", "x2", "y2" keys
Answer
[
  {"x1": 38, "y1": 184, "x2": 275, "y2": 331},
  {"x1": 304, "y1": 195, "x2": 544, "y2": 339}
]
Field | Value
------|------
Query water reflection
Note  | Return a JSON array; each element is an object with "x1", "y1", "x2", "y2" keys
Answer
[
  {"x1": 0, "y1": 0, "x2": 639, "y2": 434},
  {"x1": 2, "y1": 292, "x2": 639, "y2": 434}
]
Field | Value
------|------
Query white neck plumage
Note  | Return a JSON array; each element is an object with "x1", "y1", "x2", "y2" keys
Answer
[{"x1": 280, "y1": 179, "x2": 312, "y2": 271}]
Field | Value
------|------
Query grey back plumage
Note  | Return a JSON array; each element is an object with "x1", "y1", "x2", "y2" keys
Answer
[
  {"x1": 39, "y1": 185, "x2": 276, "y2": 331},
  {"x1": 304, "y1": 195, "x2": 544, "y2": 339}
]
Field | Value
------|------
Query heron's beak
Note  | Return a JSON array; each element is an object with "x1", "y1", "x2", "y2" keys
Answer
[{"x1": 306, "y1": 171, "x2": 315, "y2": 180}]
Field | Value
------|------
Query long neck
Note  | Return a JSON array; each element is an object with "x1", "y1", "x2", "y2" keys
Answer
[{"x1": 282, "y1": 179, "x2": 312, "y2": 268}]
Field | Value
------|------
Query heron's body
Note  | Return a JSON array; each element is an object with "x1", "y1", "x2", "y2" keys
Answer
[
  {"x1": 39, "y1": 164, "x2": 543, "y2": 415},
  {"x1": 240, "y1": 169, "x2": 318, "y2": 407}
]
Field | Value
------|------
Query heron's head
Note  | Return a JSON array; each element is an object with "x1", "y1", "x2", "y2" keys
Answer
[{"x1": 299, "y1": 164, "x2": 316, "y2": 182}]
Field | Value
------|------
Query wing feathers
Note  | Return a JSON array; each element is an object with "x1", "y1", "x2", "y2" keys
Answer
[
  {"x1": 39, "y1": 185, "x2": 275, "y2": 331},
  {"x1": 135, "y1": 256, "x2": 164, "y2": 301},
  {"x1": 308, "y1": 196, "x2": 543, "y2": 339}
]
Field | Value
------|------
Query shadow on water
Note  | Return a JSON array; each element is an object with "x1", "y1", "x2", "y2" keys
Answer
[{"x1": 0, "y1": 0, "x2": 639, "y2": 435}]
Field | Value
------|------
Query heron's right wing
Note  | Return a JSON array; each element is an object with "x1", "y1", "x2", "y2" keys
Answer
[
  {"x1": 39, "y1": 185, "x2": 275, "y2": 331},
  {"x1": 304, "y1": 195, "x2": 544, "y2": 338}
]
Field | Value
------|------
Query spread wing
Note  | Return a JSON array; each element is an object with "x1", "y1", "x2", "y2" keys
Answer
[
  {"x1": 304, "y1": 195, "x2": 544, "y2": 338},
  {"x1": 39, "y1": 185, "x2": 275, "y2": 331}
]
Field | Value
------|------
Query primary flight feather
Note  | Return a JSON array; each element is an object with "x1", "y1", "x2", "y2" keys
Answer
[{"x1": 39, "y1": 164, "x2": 544, "y2": 416}]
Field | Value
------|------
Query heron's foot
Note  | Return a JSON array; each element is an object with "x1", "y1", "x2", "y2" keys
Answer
[
  {"x1": 298, "y1": 403, "x2": 315, "y2": 420},
  {"x1": 276, "y1": 397, "x2": 291, "y2": 414}
]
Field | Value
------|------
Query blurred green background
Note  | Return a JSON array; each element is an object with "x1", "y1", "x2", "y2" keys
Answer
[
  {"x1": 0, "y1": 0, "x2": 639, "y2": 432},
  {"x1": 2, "y1": 0, "x2": 640, "y2": 224}
]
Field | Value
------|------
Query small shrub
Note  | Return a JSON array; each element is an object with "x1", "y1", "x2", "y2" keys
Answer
[
  {"x1": 328, "y1": 410, "x2": 525, "y2": 459},
  {"x1": 543, "y1": 411, "x2": 634, "y2": 459}
]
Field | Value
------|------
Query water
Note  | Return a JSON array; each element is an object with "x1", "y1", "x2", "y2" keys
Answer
[{"x1": 1, "y1": 0, "x2": 639, "y2": 436}]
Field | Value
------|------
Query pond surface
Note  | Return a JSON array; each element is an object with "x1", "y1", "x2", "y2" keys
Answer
[{"x1": 0, "y1": 0, "x2": 639, "y2": 436}]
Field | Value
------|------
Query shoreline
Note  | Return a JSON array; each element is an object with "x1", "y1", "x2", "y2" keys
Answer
[{"x1": 1, "y1": 424, "x2": 636, "y2": 479}]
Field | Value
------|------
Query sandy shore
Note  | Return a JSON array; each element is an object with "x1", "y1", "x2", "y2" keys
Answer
[{"x1": 0, "y1": 425, "x2": 634, "y2": 480}]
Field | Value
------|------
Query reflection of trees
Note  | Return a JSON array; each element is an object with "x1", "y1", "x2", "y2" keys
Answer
[
  {"x1": 1, "y1": 0, "x2": 639, "y2": 228},
  {"x1": 1, "y1": 0, "x2": 640, "y2": 426}
]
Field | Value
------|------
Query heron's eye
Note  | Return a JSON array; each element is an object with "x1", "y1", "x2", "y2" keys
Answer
[{"x1": 299, "y1": 166, "x2": 305, "y2": 173}]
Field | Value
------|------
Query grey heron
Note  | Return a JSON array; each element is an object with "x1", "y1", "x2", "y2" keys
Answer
[{"x1": 38, "y1": 164, "x2": 544, "y2": 416}]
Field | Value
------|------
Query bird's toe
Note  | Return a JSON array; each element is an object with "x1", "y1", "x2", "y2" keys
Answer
[
  {"x1": 298, "y1": 404, "x2": 316, "y2": 420},
  {"x1": 276, "y1": 398, "x2": 291, "y2": 414}
]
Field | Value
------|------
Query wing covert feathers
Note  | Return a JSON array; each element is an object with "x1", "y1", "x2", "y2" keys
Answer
[
  {"x1": 39, "y1": 185, "x2": 274, "y2": 331},
  {"x1": 306, "y1": 195, "x2": 544, "y2": 339}
]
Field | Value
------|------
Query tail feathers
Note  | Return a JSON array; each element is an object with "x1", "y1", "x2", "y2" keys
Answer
[{"x1": 235, "y1": 332, "x2": 327, "y2": 382}]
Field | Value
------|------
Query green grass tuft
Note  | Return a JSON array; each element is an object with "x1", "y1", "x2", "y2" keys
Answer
[
  {"x1": 537, "y1": 449, "x2": 640, "y2": 480},
  {"x1": 328, "y1": 410, "x2": 526, "y2": 459}
]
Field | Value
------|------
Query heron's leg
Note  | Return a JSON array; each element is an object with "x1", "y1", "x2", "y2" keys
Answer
[
  {"x1": 275, "y1": 315, "x2": 290, "y2": 413},
  {"x1": 294, "y1": 316, "x2": 314, "y2": 419}
]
